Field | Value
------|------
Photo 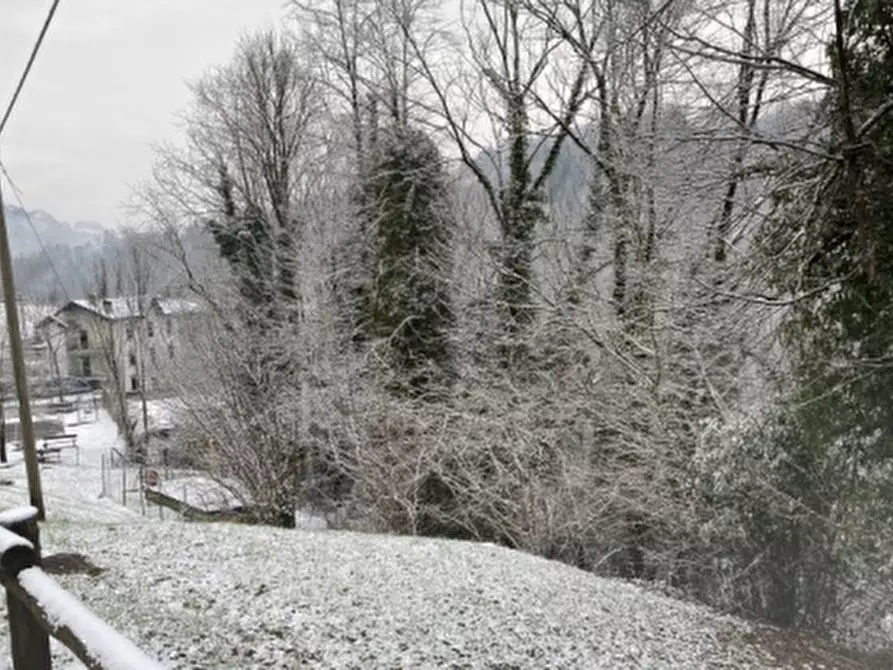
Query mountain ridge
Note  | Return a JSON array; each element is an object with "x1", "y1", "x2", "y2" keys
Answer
[
  {"x1": 1, "y1": 205, "x2": 121, "y2": 300},
  {"x1": 2, "y1": 205, "x2": 114, "y2": 257}
]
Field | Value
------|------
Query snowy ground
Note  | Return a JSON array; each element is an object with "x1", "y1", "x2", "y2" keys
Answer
[
  {"x1": 0, "y1": 404, "x2": 869, "y2": 669},
  {"x1": 0, "y1": 405, "x2": 139, "y2": 523},
  {"x1": 31, "y1": 522, "x2": 848, "y2": 670}
]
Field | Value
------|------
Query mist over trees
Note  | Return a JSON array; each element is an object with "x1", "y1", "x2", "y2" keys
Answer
[{"x1": 130, "y1": 0, "x2": 893, "y2": 652}]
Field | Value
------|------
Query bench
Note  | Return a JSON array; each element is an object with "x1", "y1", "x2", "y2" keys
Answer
[
  {"x1": 36, "y1": 446, "x2": 62, "y2": 464},
  {"x1": 38, "y1": 434, "x2": 79, "y2": 466}
]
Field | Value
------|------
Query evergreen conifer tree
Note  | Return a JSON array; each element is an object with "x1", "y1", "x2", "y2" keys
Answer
[{"x1": 364, "y1": 125, "x2": 454, "y2": 393}]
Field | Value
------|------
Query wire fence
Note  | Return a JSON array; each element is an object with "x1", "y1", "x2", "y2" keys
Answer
[{"x1": 100, "y1": 446, "x2": 205, "y2": 520}]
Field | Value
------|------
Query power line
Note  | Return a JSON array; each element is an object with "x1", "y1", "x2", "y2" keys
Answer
[
  {"x1": 0, "y1": 0, "x2": 62, "y2": 139},
  {"x1": 0, "y1": 160, "x2": 71, "y2": 302},
  {"x1": 0, "y1": 182, "x2": 46, "y2": 517},
  {"x1": 0, "y1": 0, "x2": 68, "y2": 300},
  {"x1": 0, "y1": 0, "x2": 61, "y2": 521}
]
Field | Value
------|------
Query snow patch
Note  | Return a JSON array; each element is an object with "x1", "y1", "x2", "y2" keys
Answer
[
  {"x1": 153, "y1": 476, "x2": 246, "y2": 513},
  {"x1": 0, "y1": 526, "x2": 32, "y2": 555},
  {"x1": 0, "y1": 505, "x2": 37, "y2": 527}
]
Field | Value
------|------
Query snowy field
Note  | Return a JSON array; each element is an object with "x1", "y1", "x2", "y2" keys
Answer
[{"x1": 0, "y1": 404, "x2": 868, "y2": 669}]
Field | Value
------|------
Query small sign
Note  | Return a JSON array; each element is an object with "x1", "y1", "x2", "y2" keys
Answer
[{"x1": 145, "y1": 469, "x2": 159, "y2": 488}]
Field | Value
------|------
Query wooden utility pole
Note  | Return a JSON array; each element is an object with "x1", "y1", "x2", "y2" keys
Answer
[
  {"x1": 0, "y1": 184, "x2": 45, "y2": 519},
  {"x1": 0, "y1": 390, "x2": 6, "y2": 464}
]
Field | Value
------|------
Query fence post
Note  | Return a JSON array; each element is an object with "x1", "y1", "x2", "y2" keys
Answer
[
  {"x1": 122, "y1": 465, "x2": 127, "y2": 506},
  {"x1": 3, "y1": 510, "x2": 51, "y2": 669}
]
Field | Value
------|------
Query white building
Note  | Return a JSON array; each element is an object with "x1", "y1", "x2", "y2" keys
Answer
[
  {"x1": 142, "y1": 297, "x2": 206, "y2": 393},
  {"x1": 37, "y1": 296, "x2": 207, "y2": 397},
  {"x1": 44, "y1": 297, "x2": 144, "y2": 394}
]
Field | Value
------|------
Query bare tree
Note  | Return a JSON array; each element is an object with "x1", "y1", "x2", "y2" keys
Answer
[
  {"x1": 117, "y1": 228, "x2": 162, "y2": 457},
  {"x1": 388, "y1": 0, "x2": 590, "y2": 357},
  {"x1": 79, "y1": 264, "x2": 137, "y2": 451},
  {"x1": 135, "y1": 30, "x2": 336, "y2": 526}
]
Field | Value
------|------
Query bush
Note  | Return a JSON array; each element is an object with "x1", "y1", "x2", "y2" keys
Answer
[{"x1": 694, "y1": 407, "x2": 893, "y2": 637}]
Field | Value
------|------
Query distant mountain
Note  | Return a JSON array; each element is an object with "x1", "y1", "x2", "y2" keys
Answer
[
  {"x1": 2, "y1": 205, "x2": 121, "y2": 301},
  {"x1": 3, "y1": 205, "x2": 113, "y2": 256}
]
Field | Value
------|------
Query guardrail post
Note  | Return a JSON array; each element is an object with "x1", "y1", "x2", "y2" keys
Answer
[{"x1": 2, "y1": 510, "x2": 51, "y2": 670}]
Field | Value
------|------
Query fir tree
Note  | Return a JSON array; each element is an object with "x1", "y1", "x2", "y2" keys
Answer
[{"x1": 771, "y1": 0, "x2": 893, "y2": 452}]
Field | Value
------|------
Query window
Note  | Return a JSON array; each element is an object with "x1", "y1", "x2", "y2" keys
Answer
[
  {"x1": 81, "y1": 357, "x2": 91, "y2": 378},
  {"x1": 147, "y1": 321, "x2": 154, "y2": 337},
  {"x1": 128, "y1": 353, "x2": 137, "y2": 367},
  {"x1": 79, "y1": 330, "x2": 89, "y2": 349},
  {"x1": 125, "y1": 327, "x2": 133, "y2": 340},
  {"x1": 131, "y1": 376, "x2": 139, "y2": 392}
]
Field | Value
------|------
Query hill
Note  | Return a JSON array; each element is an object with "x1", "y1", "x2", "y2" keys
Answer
[
  {"x1": 2, "y1": 206, "x2": 109, "y2": 256},
  {"x1": 27, "y1": 520, "x2": 868, "y2": 669},
  {"x1": 0, "y1": 403, "x2": 874, "y2": 669}
]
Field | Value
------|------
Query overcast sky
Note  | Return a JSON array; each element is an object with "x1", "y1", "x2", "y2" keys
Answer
[{"x1": 0, "y1": 0, "x2": 286, "y2": 228}]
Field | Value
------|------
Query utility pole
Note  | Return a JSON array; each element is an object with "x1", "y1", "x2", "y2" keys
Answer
[
  {"x1": 0, "y1": 184, "x2": 45, "y2": 519},
  {"x1": 0, "y1": 385, "x2": 6, "y2": 464}
]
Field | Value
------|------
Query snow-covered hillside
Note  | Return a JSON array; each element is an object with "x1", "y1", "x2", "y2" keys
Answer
[
  {"x1": 16, "y1": 521, "x2": 863, "y2": 669},
  {"x1": 0, "y1": 403, "x2": 870, "y2": 669}
]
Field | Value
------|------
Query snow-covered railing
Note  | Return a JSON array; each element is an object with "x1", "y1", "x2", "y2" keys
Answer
[{"x1": 0, "y1": 506, "x2": 164, "y2": 670}]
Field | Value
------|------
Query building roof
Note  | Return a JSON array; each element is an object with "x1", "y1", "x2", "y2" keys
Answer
[
  {"x1": 151, "y1": 298, "x2": 206, "y2": 316},
  {"x1": 58, "y1": 297, "x2": 144, "y2": 321},
  {"x1": 35, "y1": 314, "x2": 67, "y2": 330},
  {"x1": 51, "y1": 295, "x2": 208, "y2": 324}
]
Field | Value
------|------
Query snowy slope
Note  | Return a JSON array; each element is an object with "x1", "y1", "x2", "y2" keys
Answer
[
  {"x1": 0, "y1": 404, "x2": 867, "y2": 669},
  {"x1": 23, "y1": 521, "x2": 853, "y2": 670}
]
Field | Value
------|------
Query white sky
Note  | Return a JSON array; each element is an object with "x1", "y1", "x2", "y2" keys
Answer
[{"x1": 0, "y1": 0, "x2": 287, "y2": 228}]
